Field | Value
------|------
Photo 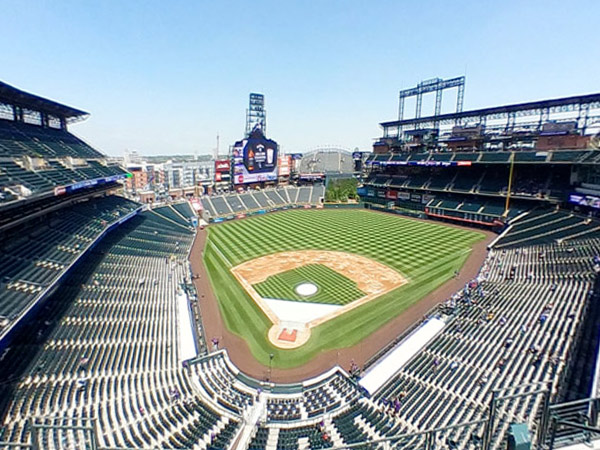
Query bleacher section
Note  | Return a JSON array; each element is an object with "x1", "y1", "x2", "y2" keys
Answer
[
  {"x1": 252, "y1": 191, "x2": 270, "y2": 208},
  {"x1": 211, "y1": 196, "x2": 233, "y2": 216},
  {"x1": 299, "y1": 150, "x2": 354, "y2": 174},
  {"x1": 151, "y1": 204, "x2": 194, "y2": 229},
  {"x1": 496, "y1": 209, "x2": 600, "y2": 248},
  {"x1": 310, "y1": 184, "x2": 324, "y2": 204},
  {"x1": 1, "y1": 189, "x2": 599, "y2": 449},
  {"x1": 0, "y1": 195, "x2": 140, "y2": 340},
  {"x1": 0, "y1": 211, "x2": 242, "y2": 450},
  {"x1": 0, "y1": 120, "x2": 102, "y2": 159},
  {"x1": 239, "y1": 192, "x2": 260, "y2": 210},
  {"x1": 0, "y1": 119, "x2": 128, "y2": 204},
  {"x1": 368, "y1": 236, "x2": 598, "y2": 447},
  {"x1": 171, "y1": 201, "x2": 196, "y2": 221},
  {"x1": 297, "y1": 186, "x2": 311, "y2": 203},
  {"x1": 201, "y1": 185, "x2": 325, "y2": 219},
  {"x1": 201, "y1": 197, "x2": 217, "y2": 218}
]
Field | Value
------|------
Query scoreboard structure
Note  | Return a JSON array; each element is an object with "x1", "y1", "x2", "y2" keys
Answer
[{"x1": 232, "y1": 127, "x2": 279, "y2": 185}]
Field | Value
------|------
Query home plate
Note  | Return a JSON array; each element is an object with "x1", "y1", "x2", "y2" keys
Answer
[
  {"x1": 278, "y1": 328, "x2": 298, "y2": 342},
  {"x1": 263, "y1": 298, "x2": 342, "y2": 324}
]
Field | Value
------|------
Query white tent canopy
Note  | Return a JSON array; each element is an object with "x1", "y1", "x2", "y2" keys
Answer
[{"x1": 359, "y1": 317, "x2": 446, "y2": 396}]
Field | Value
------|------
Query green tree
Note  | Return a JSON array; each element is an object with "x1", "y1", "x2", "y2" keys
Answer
[{"x1": 325, "y1": 178, "x2": 357, "y2": 202}]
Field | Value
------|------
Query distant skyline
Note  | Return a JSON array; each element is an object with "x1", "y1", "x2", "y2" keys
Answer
[{"x1": 2, "y1": 0, "x2": 599, "y2": 156}]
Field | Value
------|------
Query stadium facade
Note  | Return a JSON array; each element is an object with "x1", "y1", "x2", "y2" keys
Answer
[{"x1": 0, "y1": 80, "x2": 598, "y2": 450}]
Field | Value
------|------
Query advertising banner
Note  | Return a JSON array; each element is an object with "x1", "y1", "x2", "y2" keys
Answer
[
  {"x1": 385, "y1": 190, "x2": 397, "y2": 200},
  {"x1": 214, "y1": 160, "x2": 230, "y2": 172},
  {"x1": 214, "y1": 159, "x2": 230, "y2": 183},
  {"x1": 569, "y1": 193, "x2": 600, "y2": 209},
  {"x1": 55, "y1": 173, "x2": 128, "y2": 196},
  {"x1": 279, "y1": 155, "x2": 291, "y2": 176},
  {"x1": 366, "y1": 160, "x2": 472, "y2": 167}
]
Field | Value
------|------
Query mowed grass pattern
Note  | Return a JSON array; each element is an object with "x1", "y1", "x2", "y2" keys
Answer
[
  {"x1": 204, "y1": 209, "x2": 486, "y2": 368},
  {"x1": 253, "y1": 264, "x2": 365, "y2": 305}
]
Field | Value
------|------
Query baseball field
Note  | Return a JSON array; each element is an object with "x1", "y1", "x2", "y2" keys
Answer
[{"x1": 203, "y1": 208, "x2": 485, "y2": 369}]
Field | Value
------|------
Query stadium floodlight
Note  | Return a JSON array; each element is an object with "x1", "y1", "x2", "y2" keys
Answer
[{"x1": 246, "y1": 93, "x2": 266, "y2": 137}]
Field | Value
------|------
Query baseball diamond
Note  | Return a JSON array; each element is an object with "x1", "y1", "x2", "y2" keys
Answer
[
  {"x1": 231, "y1": 249, "x2": 407, "y2": 348},
  {"x1": 203, "y1": 209, "x2": 485, "y2": 367}
]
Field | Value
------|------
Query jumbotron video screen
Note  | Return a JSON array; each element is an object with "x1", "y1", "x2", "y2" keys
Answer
[{"x1": 233, "y1": 128, "x2": 279, "y2": 184}]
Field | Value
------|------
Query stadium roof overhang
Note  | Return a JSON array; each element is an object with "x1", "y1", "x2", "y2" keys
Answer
[
  {"x1": 0, "y1": 80, "x2": 89, "y2": 123},
  {"x1": 380, "y1": 92, "x2": 600, "y2": 129}
]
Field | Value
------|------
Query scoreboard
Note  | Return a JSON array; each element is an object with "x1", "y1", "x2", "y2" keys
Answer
[{"x1": 233, "y1": 128, "x2": 279, "y2": 184}]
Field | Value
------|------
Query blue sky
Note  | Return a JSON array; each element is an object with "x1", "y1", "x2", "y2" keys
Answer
[{"x1": 1, "y1": 0, "x2": 599, "y2": 156}]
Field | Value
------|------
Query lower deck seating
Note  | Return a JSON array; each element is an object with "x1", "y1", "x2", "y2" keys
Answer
[
  {"x1": 370, "y1": 237, "x2": 599, "y2": 447},
  {"x1": 0, "y1": 211, "x2": 241, "y2": 450}
]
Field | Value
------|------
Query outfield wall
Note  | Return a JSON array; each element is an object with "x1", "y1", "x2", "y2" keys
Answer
[{"x1": 322, "y1": 202, "x2": 364, "y2": 209}]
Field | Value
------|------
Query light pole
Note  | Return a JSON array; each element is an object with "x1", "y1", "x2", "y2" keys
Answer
[{"x1": 269, "y1": 353, "x2": 274, "y2": 382}]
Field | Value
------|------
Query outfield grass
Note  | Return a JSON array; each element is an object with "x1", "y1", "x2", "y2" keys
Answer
[
  {"x1": 253, "y1": 264, "x2": 364, "y2": 305},
  {"x1": 203, "y1": 209, "x2": 485, "y2": 368}
]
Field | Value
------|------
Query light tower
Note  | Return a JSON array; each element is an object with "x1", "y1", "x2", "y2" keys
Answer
[
  {"x1": 398, "y1": 76, "x2": 465, "y2": 124},
  {"x1": 245, "y1": 93, "x2": 266, "y2": 136}
]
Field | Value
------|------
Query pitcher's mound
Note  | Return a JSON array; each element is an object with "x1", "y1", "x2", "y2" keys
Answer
[{"x1": 295, "y1": 282, "x2": 318, "y2": 297}]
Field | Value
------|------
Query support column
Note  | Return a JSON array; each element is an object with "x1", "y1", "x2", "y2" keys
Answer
[{"x1": 398, "y1": 96, "x2": 405, "y2": 121}]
